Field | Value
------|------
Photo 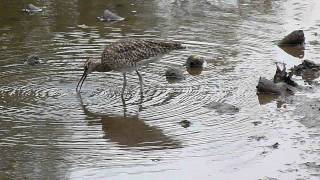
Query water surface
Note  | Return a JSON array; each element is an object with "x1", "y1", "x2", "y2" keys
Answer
[{"x1": 0, "y1": 0, "x2": 320, "y2": 179}]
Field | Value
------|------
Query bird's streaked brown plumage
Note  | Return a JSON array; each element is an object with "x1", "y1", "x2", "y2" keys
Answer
[
  {"x1": 101, "y1": 39, "x2": 185, "y2": 71},
  {"x1": 76, "y1": 38, "x2": 185, "y2": 93}
]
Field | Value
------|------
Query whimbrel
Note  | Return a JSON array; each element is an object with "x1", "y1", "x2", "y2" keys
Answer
[{"x1": 76, "y1": 39, "x2": 185, "y2": 96}]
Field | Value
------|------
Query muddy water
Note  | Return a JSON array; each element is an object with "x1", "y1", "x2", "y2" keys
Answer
[{"x1": 0, "y1": 0, "x2": 320, "y2": 179}]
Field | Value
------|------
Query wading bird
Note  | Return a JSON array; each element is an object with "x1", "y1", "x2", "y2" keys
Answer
[{"x1": 76, "y1": 39, "x2": 185, "y2": 97}]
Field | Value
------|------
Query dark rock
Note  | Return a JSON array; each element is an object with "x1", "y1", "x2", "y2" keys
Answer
[
  {"x1": 165, "y1": 67, "x2": 185, "y2": 83},
  {"x1": 24, "y1": 55, "x2": 41, "y2": 65},
  {"x1": 186, "y1": 55, "x2": 205, "y2": 68},
  {"x1": 257, "y1": 63, "x2": 297, "y2": 95},
  {"x1": 256, "y1": 77, "x2": 295, "y2": 95},
  {"x1": 278, "y1": 30, "x2": 305, "y2": 46},
  {"x1": 271, "y1": 142, "x2": 279, "y2": 149},
  {"x1": 252, "y1": 121, "x2": 262, "y2": 126},
  {"x1": 179, "y1": 120, "x2": 191, "y2": 128},
  {"x1": 22, "y1": 4, "x2": 43, "y2": 13},
  {"x1": 97, "y1": 10, "x2": 124, "y2": 22},
  {"x1": 291, "y1": 60, "x2": 320, "y2": 81},
  {"x1": 205, "y1": 102, "x2": 239, "y2": 114},
  {"x1": 273, "y1": 63, "x2": 297, "y2": 86}
]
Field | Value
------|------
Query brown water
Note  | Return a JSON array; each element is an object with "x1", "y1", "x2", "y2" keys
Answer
[{"x1": 1, "y1": 0, "x2": 320, "y2": 179}]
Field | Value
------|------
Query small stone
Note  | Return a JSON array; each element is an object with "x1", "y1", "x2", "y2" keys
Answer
[
  {"x1": 186, "y1": 55, "x2": 205, "y2": 68},
  {"x1": 271, "y1": 142, "x2": 279, "y2": 149},
  {"x1": 252, "y1": 121, "x2": 262, "y2": 126},
  {"x1": 24, "y1": 55, "x2": 41, "y2": 65},
  {"x1": 179, "y1": 120, "x2": 191, "y2": 128}
]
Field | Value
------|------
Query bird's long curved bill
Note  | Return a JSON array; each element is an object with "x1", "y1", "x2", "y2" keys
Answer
[{"x1": 76, "y1": 71, "x2": 87, "y2": 92}]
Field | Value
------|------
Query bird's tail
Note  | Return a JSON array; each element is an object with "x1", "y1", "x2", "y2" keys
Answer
[{"x1": 158, "y1": 40, "x2": 186, "y2": 50}]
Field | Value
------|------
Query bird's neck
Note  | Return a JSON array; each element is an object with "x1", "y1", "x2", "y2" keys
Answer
[{"x1": 94, "y1": 59, "x2": 111, "y2": 72}]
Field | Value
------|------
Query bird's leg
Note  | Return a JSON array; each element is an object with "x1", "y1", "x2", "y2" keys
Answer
[
  {"x1": 121, "y1": 72, "x2": 127, "y2": 99},
  {"x1": 136, "y1": 70, "x2": 144, "y2": 95}
]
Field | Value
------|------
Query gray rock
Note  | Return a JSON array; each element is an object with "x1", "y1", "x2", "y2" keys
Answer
[
  {"x1": 97, "y1": 10, "x2": 124, "y2": 22},
  {"x1": 22, "y1": 4, "x2": 43, "y2": 13}
]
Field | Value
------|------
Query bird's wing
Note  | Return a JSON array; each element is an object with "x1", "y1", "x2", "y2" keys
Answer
[{"x1": 101, "y1": 39, "x2": 184, "y2": 64}]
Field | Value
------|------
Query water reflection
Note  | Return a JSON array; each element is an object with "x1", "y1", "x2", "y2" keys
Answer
[
  {"x1": 278, "y1": 45, "x2": 304, "y2": 58},
  {"x1": 257, "y1": 93, "x2": 285, "y2": 108},
  {"x1": 77, "y1": 94, "x2": 181, "y2": 150}
]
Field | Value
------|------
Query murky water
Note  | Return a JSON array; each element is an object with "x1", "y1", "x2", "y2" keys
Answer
[{"x1": 1, "y1": 0, "x2": 320, "y2": 179}]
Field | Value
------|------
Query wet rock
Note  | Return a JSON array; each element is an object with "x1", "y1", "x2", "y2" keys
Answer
[
  {"x1": 22, "y1": 4, "x2": 43, "y2": 13},
  {"x1": 179, "y1": 120, "x2": 191, "y2": 128},
  {"x1": 205, "y1": 102, "x2": 239, "y2": 114},
  {"x1": 97, "y1": 10, "x2": 124, "y2": 22},
  {"x1": 252, "y1": 121, "x2": 262, "y2": 126},
  {"x1": 165, "y1": 67, "x2": 185, "y2": 83},
  {"x1": 257, "y1": 77, "x2": 295, "y2": 95},
  {"x1": 24, "y1": 55, "x2": 41, "y2": 65},
  {"x1": 278, "y1": 30, "x2": 305, "y2": 46},
  {"x1": 291, "y1": 60, "x2": 320, "y2": 81},
  {"x1": 273, "y1": 63, "x2": 297, "y2": 86},
  {"x1": 257, "y1": 63, "x2": 297, "y2": 95},
  {"x1": 186, "y1": 55, "x2": 205, "y2": 68},
  {"x1": 271, "y1": 142, "x2": 279, "y2": 149}
]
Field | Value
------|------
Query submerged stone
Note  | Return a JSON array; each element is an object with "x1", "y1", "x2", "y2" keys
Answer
[
  {"x1": 252, "y1": 121, "x2": 262, "y2": 126},
  {"x1": 22, "y1": 4, "x2": 43, "y2": 13},
  {"x1": 24, "y1": 55, "x2": 41, "y2": 65},
  {"x1": 97, "y1": 10, "x2": 124, "y2": 22},
  {"x1": 165, "y1": 67, "x2": 185, "y2": 83},
  {"x1": 278, "y1": 30, "x2": 305, "y2": 46},
  {"x1": 205, "y1": 102, "x2": 239, "y2": 114}
]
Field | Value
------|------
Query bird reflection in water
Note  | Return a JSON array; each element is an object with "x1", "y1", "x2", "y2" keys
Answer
[{"x1": 77, "y1": 93, "x2": 181, "y2": 150}]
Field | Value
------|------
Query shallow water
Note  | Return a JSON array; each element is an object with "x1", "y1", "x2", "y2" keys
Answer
[{"x1": 0, "y1": 0, "x2": 320, "y2": 179}]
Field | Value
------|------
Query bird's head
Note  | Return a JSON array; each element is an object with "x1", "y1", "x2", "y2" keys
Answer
[{"x1": 76, "y1": 58, "x2": 101, "y2": 92}]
